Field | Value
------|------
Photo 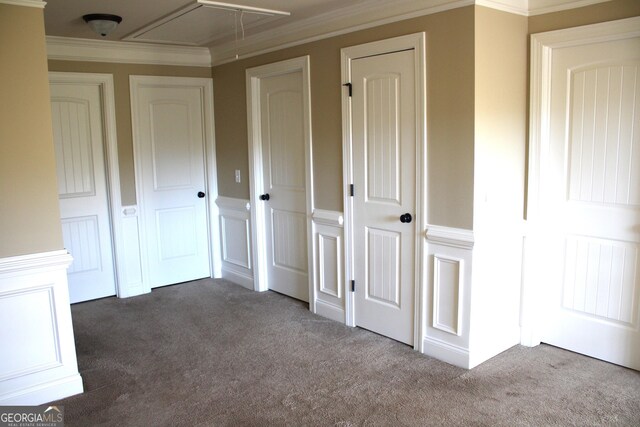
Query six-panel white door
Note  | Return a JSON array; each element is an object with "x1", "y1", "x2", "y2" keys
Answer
[
  {"x1": 259, "y1": 71, "x2": 309, "y2": 302},
  {"x1": 50, "y1": 81, "x2": 117, "y2": 303},
  {"x1": 540, "y1": 34, "x2": 640, "y2": 370},
  {"x1": 131, "y1": 78, "x2": 211, "y2": 288},
  {"x1": 351, "y1": 50, "x2": 416, "y2": 345}
]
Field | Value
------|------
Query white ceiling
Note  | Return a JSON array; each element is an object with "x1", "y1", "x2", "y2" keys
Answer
[{"x1": 42, "y1": 0, "x2": 612, "y2": 65}]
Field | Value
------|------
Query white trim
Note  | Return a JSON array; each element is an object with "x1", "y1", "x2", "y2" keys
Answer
[
  {"x1": 216, "y1": 197, "x2": 253, "y2": 289},
  {"x1": 476, "y1": 0, "x2": 528, "y2": 15},
  {"x1": 422, "y1": 336, "x2": 470, "y2": 369},
  {"x1": 528, "y1": 0, "x2": 613, "y2": 16},
  {"x1": 312, "y1": 209, "x2": 344, "y2": 227},
  {"x1": 523, "y1": 16, "x2": 640, "y2": 347},
  {"x1": 341, "y1": 33, "x2": 427, "y2": 351},
  {"x1": 425, "y1": 225, "x2": 475, "y2": 249},
  {"x1": 0, "y1": 250, "x2": 83, "y2": 405},
  {"x1": 246, "y1": 56, "x2": 314, "y2": 301},
  {"x1": 129, "y1": 75, "x2": 218, "y2": 289},
  {"x1": 216, "y1": 196, "x2": 251, "y2": 212},
  {"x1": 46, "y1": 36, "x2": 212, "y2": 67},
  {"x1": 432, "y1": 254, "x2": 464, "y2": 336},
  {"x1": 0, "y1": 0, "x2": 45, "y2": 8}
]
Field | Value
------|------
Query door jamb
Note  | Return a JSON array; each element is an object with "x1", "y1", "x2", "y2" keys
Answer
[
  {"x1": 129, "y1": 75, "x2": 221, "y2": 289},
  {"x1": 523, "y1": 16, "x2": 640, "y2": 347},
  {"x1": 340, "y1": 33, "x2": 427, "y2": 350},
  {"x1": 48, "y1": 72, "x2": 124, "y2": 297},
  {"x1": 246, "y1": 56, "x2": 314, "y2": 300}
]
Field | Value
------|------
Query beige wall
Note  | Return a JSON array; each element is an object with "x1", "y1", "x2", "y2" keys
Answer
[
  {"x1": 213, "y1": 7, "x2": 476, "y2": 228},
  {"x1": 47, "y1": 61, "x2": 212, "y2": 206},
  {"x1": 528, "y1": 0, "x2": 640, "y2": 34},
  {"x1": 0, "y1": 4, "x2": 63, "y2": 258},
  {"x1": 474, "y1": 6, "x2": 528, "y2": 227}
]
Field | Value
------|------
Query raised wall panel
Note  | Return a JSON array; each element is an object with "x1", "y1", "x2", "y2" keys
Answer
[
  {"x1": 217, "y1": 197, "x2": 254, "y2": 289},
  {"x1": 155, "y1": 207, "x2": 198, "y2": 260},
  {"x1": 432, "y1": 254, "x2": 463, "y2": 336},
  {"x1": 366, "y1": 227, "x2": 400, "y2": 307},
  {"x1": 51, "y1": 99, "x2": 95, "y2": 198},
  {"x1": 562, "y1": 235, "x2": 638, "y2": 326},
  {"x1": 0, "y1": 251, "x2": 82, "y2": 405},
  {"x1": 365, "y1": 74, "x2": 400, "y2": 205},
  {"x1": 150, "y1": 101, "x2": 193, "y2": 190},
  {"x1": 221, "y1": 215, "x2": 251, "y2": 269},
  {"x1": 568, "y1": 63, "x2": 640, "y2": 207},
  {"x1": 268, "y1": 91, "x2": 305, "y2": 190},
  {"x1": 272, "y1": 209, "x2": 307, "y2": 273},
  {"x1": 311, "y1": 210, "x2": 345, "y2": 323},
  {"x1": 318, "y1": 234, "x2": 341, "y2": 298},
  {"x1": 0, "y1": 287, "x2": 61, "y2": 381},
  {"x1": 117, "y1": 206, "x2": 147, "y2": 298}
]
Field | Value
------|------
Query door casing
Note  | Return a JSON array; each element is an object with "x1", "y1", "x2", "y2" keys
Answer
[
  {"x1": 246, "y1": 56, "x2": 314, "y2": 299},
  {"x1": 341, "y1": 33, "x2": 427, "y2": 350},
  {"x1": 523, "y1": 16, "x2": 640, "y2": 347},
  {"x1": 49, "y1": 72, "x2": 125, "y2": 298}
]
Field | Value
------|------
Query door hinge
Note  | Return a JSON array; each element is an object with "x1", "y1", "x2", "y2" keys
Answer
[
  {"x1": 351, "y1": 280, "x2": 355, "y2": 292},
  {"x1": 350, "y1": 184, "x2": 354, "y2": 197},
  {"x1": 343, "y1": 82, "x2": 352, "y2": 97}
]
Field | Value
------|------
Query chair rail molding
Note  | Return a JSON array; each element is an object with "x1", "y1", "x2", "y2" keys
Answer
[{"x1": 0, "y1": 250, "x2": 83, "y2": 405}]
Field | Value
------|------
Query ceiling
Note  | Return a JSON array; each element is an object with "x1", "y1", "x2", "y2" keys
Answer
[{"x1": 43, "y1": 0, "x2": 610, "y2": 65}]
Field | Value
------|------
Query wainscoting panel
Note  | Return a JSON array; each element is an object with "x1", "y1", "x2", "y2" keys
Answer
[
  {"x1": 217, "y1": 197, "x2": 253, "y2": 289},
  {"x1": 0, "y1": 250, "x2": 83, "y2": 405},
  {"x1": 423, "y1": 225, "x2": 473, "y2": 368},
  {"x1": 312, "y1": 210, "x2": 345, "y2": 322},
  {"x1": 116, "y1": 205, "x2": 149, "y2": 298}
]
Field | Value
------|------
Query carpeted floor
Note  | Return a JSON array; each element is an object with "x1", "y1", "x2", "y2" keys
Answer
[{"x1": 54, "y1": 278, "x2": 640, "y2": 426}]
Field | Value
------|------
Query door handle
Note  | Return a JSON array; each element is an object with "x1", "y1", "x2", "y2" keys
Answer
[
  {"x1": 197, "y1": 191, "x2": 205, "y2": 198},
  {"x1": 259, "y1": 193, "x2": 270, "y2": 201},
  {"x1": 399, "y1": 213, "x2": 412, "y2": 223}
]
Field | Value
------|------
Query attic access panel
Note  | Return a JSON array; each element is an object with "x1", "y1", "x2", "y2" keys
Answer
[{"x1": 124, "y1": 1, "x2": 290, "y2": 46}]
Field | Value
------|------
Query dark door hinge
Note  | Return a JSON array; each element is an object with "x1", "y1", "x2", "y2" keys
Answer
[
  {"x1": 350, "y1": 184, "x2": 354, "y2": 197},
  {"x1": 351, "y1": 280, "x2": 355, "y2": 292},
  {"x1": 343, "y1": 82, "x2": 352, "y2": 97}
]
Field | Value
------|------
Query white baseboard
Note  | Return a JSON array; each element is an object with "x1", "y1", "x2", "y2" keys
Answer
[
  {"x1": 0, "y1": 374, "x2": 83, "y2": 405},
  {"x1": 315, "y1": 300, "x2": 345, "y2": 323},
  {"x1": 221, "y1": 267, "x2": 254, "y2": 290},
  {"x1": 423, "y1": 336, "x2": 470, "y2": 369},
  {"x1": 0, "y1": 250, "x2": 83, "y2": 405}
]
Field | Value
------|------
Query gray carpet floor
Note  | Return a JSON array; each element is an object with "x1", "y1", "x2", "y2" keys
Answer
[{"x1": 54, "y1": 278, "x2": 640, "y2": 426}]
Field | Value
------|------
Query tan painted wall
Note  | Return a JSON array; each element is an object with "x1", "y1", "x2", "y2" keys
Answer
[
  {"x1": 474, "y1": 6, "x2": 527, "y2": 227},
  {"x1": 213, "y1": 7, "x2": 476, "y2": 229},
  {"x1": 528, "y1": 0, "x2": 640, "y2": 34},
  {"x1": 47, "y1": 61, "x2": 212, "y2": 206},
  {"x1": 0, "y1": 4, "x2": 64, "y2": 258}
]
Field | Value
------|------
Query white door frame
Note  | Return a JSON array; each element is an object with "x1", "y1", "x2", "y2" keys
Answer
[
  {"x1": 522, "y1": 16, "x2": 640, "y2": 347},
  {"x1": 341, "y1": 33, "x2": 427, "y2": 349},
  {"x1": 246, "y1": 56, "x2": 314, "y2": 299},
  {"x1": 48, "y1": 72, "x2": 126, "y2": 298},
  {"x1": 129, "y1": 75, "x2": 221, "y2": 288}
]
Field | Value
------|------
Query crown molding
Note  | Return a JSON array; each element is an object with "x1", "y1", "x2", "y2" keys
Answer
[
  {"x1": 476, "y1": 0, "x2": 528, "y2": 15},
  {"x1": 46, "y1": 36, "x2": 212, "y2": 67},
  {"x1": 527, "y1": 0, "x2": 612, "y2": 16},
  {"x1": 210, "y1": 0, "x2": 474, "y2": 65},
  {"x1": 0, "y1": 0, "x2": 45, "y2": 8}
]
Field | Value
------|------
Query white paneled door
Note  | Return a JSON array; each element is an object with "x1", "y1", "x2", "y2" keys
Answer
[
  {"x1": 131, "y1": 77, "x2": 211, "y2": 288},
  {"x1": 351, "y1": 50, "x2": 416, "y2": 345},
  {"x1": 538, "y1": 29, "x2": 640, "y2": 369},
  {"x1": 50, "y1": 81, "x2": 116, "y2": 303},
  {"x1": 258, "y1": 71, "x2": 309, "y2": 302}
]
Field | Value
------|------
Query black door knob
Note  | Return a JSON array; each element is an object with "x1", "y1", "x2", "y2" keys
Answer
[
  {"x1": 259, "y1": 193, "x2": 270, "y2": 201},
  {"x1": 399, "y1": 213, "x2": 412, "y2": 223},
  {"x1": 197, "y1": 191, "x2": 205, "y2": 198}
]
